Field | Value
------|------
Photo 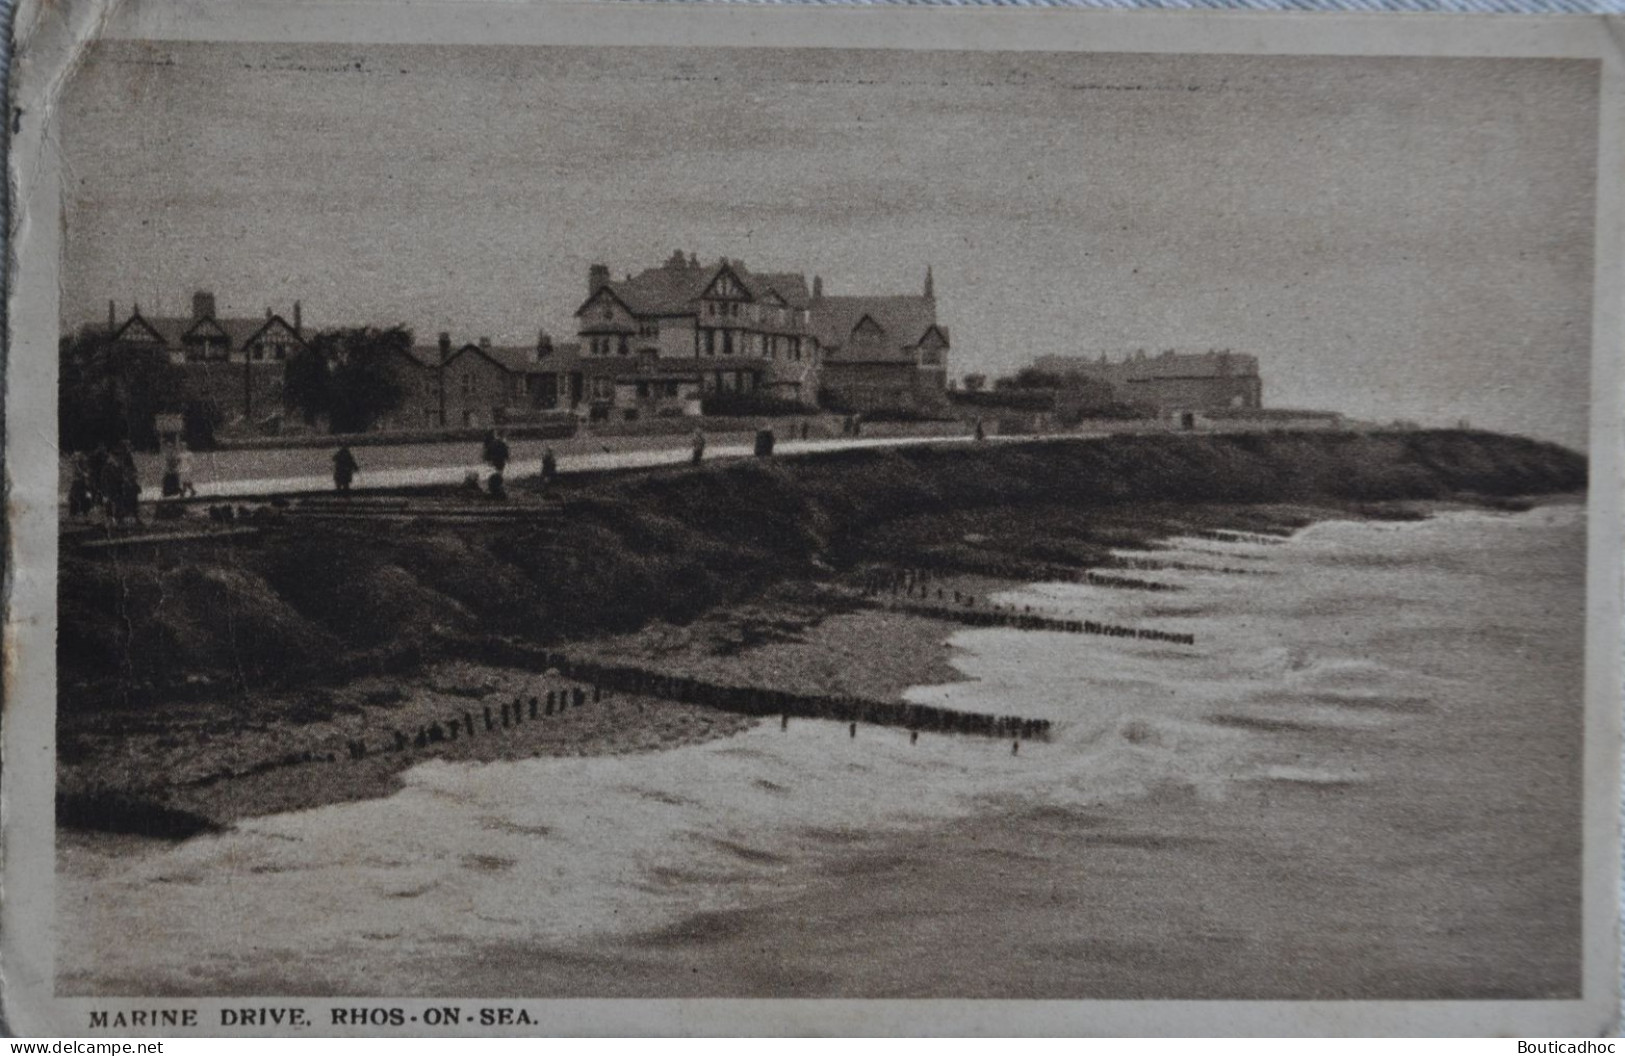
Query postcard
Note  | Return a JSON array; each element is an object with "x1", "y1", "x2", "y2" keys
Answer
[{"x1": 4, "y1": 0, "x2": 1621, "y2": 1036}]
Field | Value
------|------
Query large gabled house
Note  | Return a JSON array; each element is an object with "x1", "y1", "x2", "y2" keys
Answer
[
  {"x1": 571, "y1": 250, "x2": 822, "y2": 417},
  {"x1": 1032, "y1": 349, "x2": 1263, "y2": 417},
  {"x1": 103, "y1": 290, "x2": 309, "y2": 427},
  {"x1": 108, "y1": 291, "x2": 307, "y2": 366},
  {"x1": 809, "y1": 267, "x2": 950, "y2": 414}
]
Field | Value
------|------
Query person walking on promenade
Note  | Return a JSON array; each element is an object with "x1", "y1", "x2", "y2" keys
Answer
[
  {"x1": 161, "y1": 442, "x2": 183, "y2": 499},
  {"x1": 691, "y1": 428, "x2": 706, "y2": 466},
  {"x1": 67, "y1": 454, "x2": 93, "y2": 520},
  {"x1": 541, "y1": 445, "x2": 557, "y2": 483},
  {"x1": 481, "y1": 429, "x2": 510, "y2": 475},
  {"x1": 974, "y1": 417, "x2": 986, "y2": 442},
  {"x1": 479, "y1": 428, "x2": 510, "y2": 498},
  {"x1": 93, "y1": 445, "x2": 119, "y2": 521},
  {"x1": 175, "y1": 444, "x2": 197, "y2": 498},
  {"x1": 332, "y1": 445, "x2": 359, "y2": 494},
  {"x1": 115, "y1": 441, "x2": 142, "y2": 525}
]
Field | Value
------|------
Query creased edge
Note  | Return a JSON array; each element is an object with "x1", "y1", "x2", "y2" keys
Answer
[{"x1": 1, "y1": 0, "x2": 127, "y2": 1038}]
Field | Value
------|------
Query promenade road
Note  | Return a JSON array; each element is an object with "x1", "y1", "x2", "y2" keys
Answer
[{"x1": 67, "y1": 429, "x2": 1100, "y2": 503}]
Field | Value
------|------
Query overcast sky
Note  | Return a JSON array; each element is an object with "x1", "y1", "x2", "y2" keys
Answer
[{"x1": 61, "y1": 43, "x2": 1598, "y2": 448}]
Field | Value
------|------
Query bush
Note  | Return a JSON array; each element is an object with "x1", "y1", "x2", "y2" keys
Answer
[{"x1": 701, "y1": 390, "x2": 809, "y2": 417}]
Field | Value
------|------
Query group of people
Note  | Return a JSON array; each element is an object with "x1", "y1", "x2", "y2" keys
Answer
[
  {"x1": 332, "y1": 430, "x2": 565, "y2": 498},
  {"x1": 65, "y1": 441, "x2": 146, "y2": 525}
]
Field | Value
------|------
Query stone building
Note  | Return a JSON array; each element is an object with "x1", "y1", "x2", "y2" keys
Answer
[
  {"x1": 382, "y1": 333, "x2": 573, "y2": 430},
  {"x1": 810, "y1": 267, "x2": 950, "y2": 415},
  {"x1": 103, "y1": 291, "x2": 308, "y2": 427},
  {"x1": 572, "y1": 250, "x2": 821, "y2": 417},
  {"x1": 1032, "y1": 349, "x2": 1263, "y2": 417}
]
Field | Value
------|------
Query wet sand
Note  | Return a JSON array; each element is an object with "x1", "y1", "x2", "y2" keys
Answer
[{"x1": 56, "y1": 498, "x2": 1584, "y2": 1000}]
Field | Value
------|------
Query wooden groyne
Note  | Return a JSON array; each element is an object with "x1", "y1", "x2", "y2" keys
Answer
[
  {"x1": 470, "y1": 640, "x2": 1054, "y2": 742},
  {"x1": 840, "y1": 570, "x2": 1197, "y2": 645}
]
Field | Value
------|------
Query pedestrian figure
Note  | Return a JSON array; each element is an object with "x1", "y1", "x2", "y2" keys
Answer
[
  {"x1": 691, "y1": 428, "x2": 706, "y2": 466},
  {"x1": 332, "y1": 445, "x2": 358, "y2": 494},
  {"x1": 910, "y1": 730, "x2": 918, "y2": 745},
  {"x1": 781, "y1": 714, "x2": 789, "y2": 731},
  {"x1": 86, "y1": 445, "x2": 110, "y2": 515},
  {"x1": 481, "y1": 429, "x2": 511, "y2": 475},
  {"x1": 849, "y1": 722, "x2": 857, "y2": 739},
  {"x1": 115, "y1": 441, "x2": 142, "y2": 524},
  {"x1": 974, "y1": 417, "x2": 986, "y2": 442},
  {"x1": 161, "y1": 443, "x2": 183, "y2": 499},
  {"x1": 1012, "y1": 740, "x2": 1020, "y2": 756},
  {"x1": 175, "y1": 445, "x2": 197, "y2": 497},
  {"x1": 67, "y1": 454, "x2": 93, "y2": 519},
  {"x1": 541, "y1": 445, "x2": 558, "y2": 483},
  {"x1": 487, "y1": 470, "x2": 506, "y2": 500}
]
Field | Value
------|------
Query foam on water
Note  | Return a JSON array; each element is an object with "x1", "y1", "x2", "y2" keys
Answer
[{"x1": 58, "y1": 501, "x2": 1587, "y2": 993}]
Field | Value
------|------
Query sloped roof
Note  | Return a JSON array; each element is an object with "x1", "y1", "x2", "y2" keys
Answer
[
  {"x1": 405, "y1": 345, "x2": 448, "y2": 368},
  {"x1": 810, "y1": 295, "x2": 942, "y2": 359},
  {"x1": 751, "y1": 272, "x2": 812, "y2": 309},
  {"x1": 1035, "y1": 351, "x2": 1259, "y2": 382},
  {"x1": 478, "y1": 345, "x2": 549, "y2": 373},
  {"x1": 117, "y1": 313, "x2": 189, "y2": 347},
  {"x1": 1119, "y1": 351, "x2": 1258, "y2": 380},
  {"x1": 582, "y1": 259, "x2": 815, "y2": 317},
  {"x1": 114, "y1": 311, "x2": 304, "y2": 351}
]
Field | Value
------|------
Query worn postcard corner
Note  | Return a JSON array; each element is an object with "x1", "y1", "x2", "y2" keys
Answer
[{"x1": 3, "y1": 0, "x2": 1623, "y2": 1038}]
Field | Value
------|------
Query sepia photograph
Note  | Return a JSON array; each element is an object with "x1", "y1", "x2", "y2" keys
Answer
[{"x1": 4, "y1": 0, "x2": 1621, "y2": 1037}]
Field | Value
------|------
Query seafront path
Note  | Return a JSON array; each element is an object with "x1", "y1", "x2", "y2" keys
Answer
[{"x1": 104, "y1": 428, "x2": 1101, "y2": 502}]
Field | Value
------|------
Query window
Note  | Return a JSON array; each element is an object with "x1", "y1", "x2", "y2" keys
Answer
[
  {"x1": 617, "y1": 336, "x2": 629, "y2": 356},
  {"x1": 462, "y1": 373, "x2": 474, "y2": 396},
  {"x1": 730, "y1": 303, "x2": 740, "y2": 318},
  {"x1": 592, "y1": 377, "x2": 614, "y2": 399},
  {"x1": 601, "y1": 305, "x2": 613, "y2": 321},
  {"x1": 723, "y1": 330, "x2": 733, "y2": 356},
  {"x1": 705, "y1": 330, "x2": 715, "y2": 356}
]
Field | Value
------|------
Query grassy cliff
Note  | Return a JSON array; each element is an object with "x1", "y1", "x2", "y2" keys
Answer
[{"x1": 58, "y1": 430, "x2": 1585, "y2": 710}]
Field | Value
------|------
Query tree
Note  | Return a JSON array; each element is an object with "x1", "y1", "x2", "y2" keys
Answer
[
  {"x1": 284, "y1": 326, "x2": 413, "y2": 434},
  {"x1": 282, "y1": 344, "x2": 334, "y2": 427},
  {"x1": 59, "y1": 327, "x2": 186, "y2": 452}
]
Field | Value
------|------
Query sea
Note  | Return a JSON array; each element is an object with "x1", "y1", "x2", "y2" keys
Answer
[{"x1": 59, "y1": 501, "x2": 1586, "y2": 999}]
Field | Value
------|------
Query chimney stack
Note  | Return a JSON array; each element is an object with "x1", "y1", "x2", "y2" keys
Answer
[
  {"x1": 438, "y1": 331, "x2": 452, "y2": 363},
  {"x1": 589, "y1": 264, "x2": 611, "y2": 296},
  {"x1": 537, "y1": 330, "x2": 553, "y2": 359},
  {"x1": 479, "y1": 336, "x2": 492, "y2": 349},
  {"x1": 192, "y1": 291, "x2": 216, "y2": 321},
  {"x1": 924, "y1": 265, "x2": 934, "y2": 300},
  {"x1": 812, "y1": 275, "x2": 823, "y2": 300},
  {"x1": 108, "y1": 299, "x2": 116, "y2": 331},
  {"x1": 293, "y1": 300, "x2": 302, "y2": 333}
]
